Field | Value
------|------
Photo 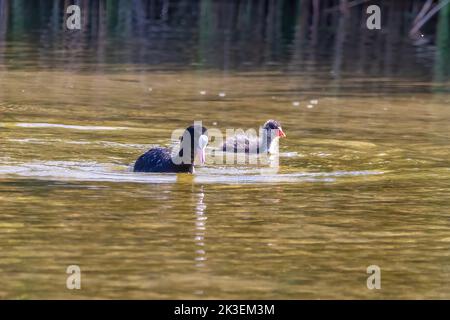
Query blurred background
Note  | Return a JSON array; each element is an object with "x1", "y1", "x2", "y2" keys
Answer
[{"x1": 0, "y1": 0, "x2": 449, "y2": 81}]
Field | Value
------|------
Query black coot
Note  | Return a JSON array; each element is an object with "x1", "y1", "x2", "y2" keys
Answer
[
  {"x1": 134, "y1": 124, "x2": 208, "y2": 173},
  {"x1": 221, "y1": 119, "x2": 286, "y2": 154}
]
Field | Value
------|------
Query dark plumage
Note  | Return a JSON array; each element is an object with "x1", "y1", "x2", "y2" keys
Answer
[
  {"x1": 221, "y1": 119, "x2": 286, "y2": 154},
  {"x1": 134, "y1": 125, "x2": 208, "y2": 173},
  {"x1": 133, "y1": 147, "x2": 192, "y2": 173}
]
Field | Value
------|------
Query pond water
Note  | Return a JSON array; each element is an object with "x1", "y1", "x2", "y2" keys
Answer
[
  {"x1": 1, "y1": 67, "x2": 449, "y2": 299},
  {"x1": 1, "y1": 1, "x2": 450, "y2": 299}
]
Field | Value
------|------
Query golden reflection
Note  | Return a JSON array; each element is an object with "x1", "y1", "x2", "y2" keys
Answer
[{"x1": 194, "y1": 186, "x2": 207, "y2": 269}]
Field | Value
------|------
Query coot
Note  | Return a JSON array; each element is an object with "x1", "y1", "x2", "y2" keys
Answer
[
  {"x1": 134, "y1": 124, "x2": 208, "y2": 173},
  {"x1": 222, "y1": 119, "x2": 285, "y2": 154}
]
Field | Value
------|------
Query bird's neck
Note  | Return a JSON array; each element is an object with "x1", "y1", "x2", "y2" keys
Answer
[{"x1": 259, "y1": 129, "x2": 277, "y2": 153}]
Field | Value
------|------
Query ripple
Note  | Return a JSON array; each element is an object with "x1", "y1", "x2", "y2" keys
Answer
[
  {"x1": 11, "y1": 123, "x2": 129, "y2": 131},
  {"x1": 195, "y1": 168, "x2": 383, "y2": 184},
  {"x1": 0, "y1": 161, "x2": 177, "y2": 183},
  {"x1": 279, "y1": 152, "x2": 299, "y2": 157},
  {"x1": 0, "y1": 160, "x2": 383, "y2": 185},
  {"x1": 7, "y1": 138, "x2": 149, "y2": 149}
]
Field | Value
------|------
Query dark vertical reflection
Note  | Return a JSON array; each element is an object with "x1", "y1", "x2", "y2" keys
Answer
[
  {"x1": 331, "y1": 0, "x2": 349, "y2": 81},
  {"x1": 0, "y1": 0, "x2": 446, "y2": 82},
  {"x1": 311, "y1": 0, "x2": 319, "y2": 47},
  {"x1": 434, "y1": 1, "x2": 450, "y2": 83},
  {"x1": 0, "y1": 0, "x2": 8, "y2": 69}
]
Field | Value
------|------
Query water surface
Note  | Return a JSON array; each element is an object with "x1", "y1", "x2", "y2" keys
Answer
[
  {"x1": 1, "y1": 68, "x2": 449, "y2": 299},
  {"x1": 1, "y1": 0, "x2": 450, "y2": 299}
]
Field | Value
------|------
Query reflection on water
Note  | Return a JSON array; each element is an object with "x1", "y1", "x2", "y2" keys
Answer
[
  {"x1": 1, "y1": 68, "x2": 450, "y2": 299},
  {"x1": 0, "y1": 159, "x2": 383, "y2": 184},
  {"x1": 0, "y1": 0, "x2": 449, "y2": 83},
  {"x1": 12, "y1": 123, "x2": 129, "y2": 131},
  {"x1": 194, "y1": 187, "x2": 207, "y2": 269},
  {"x1": 0, "y1": 0, "x2": 450, "y2": 300},
  {"x1": 0, "y1": 68, "x2": 450, "y2": 299}
]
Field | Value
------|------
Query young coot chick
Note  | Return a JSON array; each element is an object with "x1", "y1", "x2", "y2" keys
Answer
[
  {"x1": 134, "y1": 124, "x2": 208, "y2": 173},
  {"x1": 222, "y1": 119, "x2": 286, "y2": 154}
]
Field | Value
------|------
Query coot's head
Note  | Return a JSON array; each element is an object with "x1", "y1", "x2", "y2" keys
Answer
[
  {"x1": 179, "y1": 124, "x2": 209, "y2": 165},
  {"x1": 263, "y1": 119, "x2": 286, "y2": 138}
]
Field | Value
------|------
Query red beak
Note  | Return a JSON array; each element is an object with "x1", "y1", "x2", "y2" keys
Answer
[{"x1": 278, "y1": 128, "x2": 286, "y2": 138}]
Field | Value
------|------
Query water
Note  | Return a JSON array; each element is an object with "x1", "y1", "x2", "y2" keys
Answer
[{"x1": 1, "y1": 0, "x2": 450, "y2": 299}]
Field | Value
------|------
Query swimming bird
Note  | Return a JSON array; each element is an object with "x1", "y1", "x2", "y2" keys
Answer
[
  {"x1": 221, "y1": 119, "x2": 286, "y2": 154},
  {"x1": 134, "y1": 124, "x2": 208, "y2": 173}
]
